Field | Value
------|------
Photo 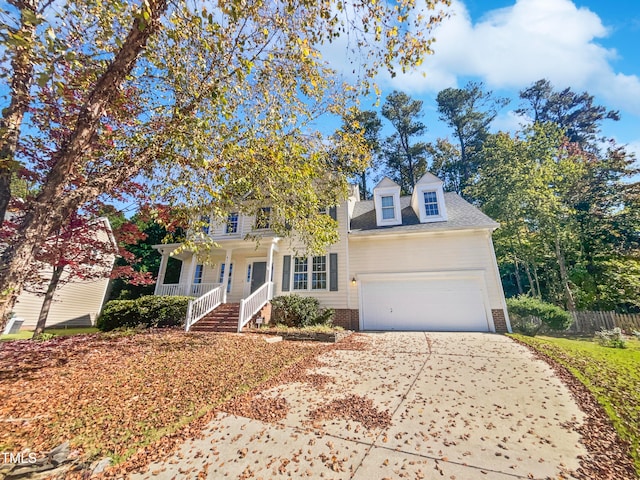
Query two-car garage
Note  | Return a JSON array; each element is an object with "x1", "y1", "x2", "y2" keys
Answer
[{"x1": 358, "y1": 271, "x2": 494, "y2": 332}]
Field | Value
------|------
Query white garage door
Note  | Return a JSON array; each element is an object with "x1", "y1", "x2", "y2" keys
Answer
[{"x1": 360, "y1": 275, "x2": 491, "y2": 331}]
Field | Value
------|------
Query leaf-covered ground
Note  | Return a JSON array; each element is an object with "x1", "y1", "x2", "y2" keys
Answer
[
  {"x1": 0, "y1": 331, "x2": 324, "y2": 464},
  {"x1": 512, "y1": 334, "x2": 640, "y2": 478}
]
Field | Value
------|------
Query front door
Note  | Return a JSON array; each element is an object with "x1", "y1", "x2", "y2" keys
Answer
[{"x1": 250, "y1": 261, "x2": 267, "y2": 293}]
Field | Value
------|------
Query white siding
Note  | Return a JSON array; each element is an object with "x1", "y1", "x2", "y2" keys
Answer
[
  {"x1": 272, "y1": 204, "x2": 350, "y2": 309},
  {"x1": 13, "y1": 275, "x2": 111, "y2": 328},
  {"x1": 348, "y1": 229, "x2": 504, "y2": 309}
]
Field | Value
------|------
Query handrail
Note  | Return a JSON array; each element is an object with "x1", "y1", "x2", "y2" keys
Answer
[
  {"x1": 185, "y1": 285, "x2": 225, "y2": 331},
  {"x1": 238, "y1": 282, "x2": 273, "y2": 332}
]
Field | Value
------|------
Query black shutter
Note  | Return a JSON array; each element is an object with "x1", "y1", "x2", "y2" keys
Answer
[
  {"x1": 329, "y1": 253, "x2": 338, "y2": 291},
  {"x1": 329, "y1": 206, "x2": 337, "y2": 220},
  {"x1": 282, "y1": 255, "x2": 291, "y2": 292}
]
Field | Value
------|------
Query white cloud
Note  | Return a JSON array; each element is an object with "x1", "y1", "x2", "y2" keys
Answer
[
  {"x1": 385, "y1": 0, "x2": 640, "y2": 115},
  {"x1": 492, "y1": 110, "x2": 529, "y2": 133},
  {"x1": 624, "y1": 139, "x2": 640, "y2": 162}
]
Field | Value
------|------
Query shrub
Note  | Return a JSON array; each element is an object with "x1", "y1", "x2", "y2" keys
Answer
[
  {"x1": 270, "y1": 295, "x2": 334, "y2": 328},
  {"x1": 594, "y1": 327, "x2": 627, "y2": 349},
  {"x1": 97, "y1": 296, "x2": 191, "y2": 331},
  {"x1": 506, "y1": 296, "x2": 572, "y2": 336}
]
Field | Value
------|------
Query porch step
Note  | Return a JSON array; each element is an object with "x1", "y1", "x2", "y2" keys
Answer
[{"x1": 190, "y1": 303, "x2": 240, "y2": 333}]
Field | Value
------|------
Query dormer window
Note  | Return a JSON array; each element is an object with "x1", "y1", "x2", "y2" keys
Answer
[
  {"x1": 372, "y1": 177, "x2": 402, "y2": 227},
  {"x1": 423, "y1": 191, "x2": 439, "y2": 217},
  {"x1": 381, "y1": 196, "x2": 395, "y2": 220},
  {"x1": 411, "y1": 172, "x2": 448, "y2": 223}
]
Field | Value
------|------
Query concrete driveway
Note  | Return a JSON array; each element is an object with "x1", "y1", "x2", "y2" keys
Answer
[{"x1": 131, "y1": 333, "x2": 587, "y2": 479}]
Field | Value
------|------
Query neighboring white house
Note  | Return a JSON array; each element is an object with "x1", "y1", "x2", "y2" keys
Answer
[
  {"x1": 10, "y1": 217, "x2": 116, "y2": 329},
  {"x1": 153, "y1": 173, "x2": 511, "y2": 333}
]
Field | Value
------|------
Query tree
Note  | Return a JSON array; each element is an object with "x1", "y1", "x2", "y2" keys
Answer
[
  {"x1": 0, "y1": 0, "x2": 452, "y2": 326},
  {"x1": 1, "y1": 208, "x2": 153, "y2": 336},
  {"x1": 516, "y1": 79, "x2": 620, "y2": 148},
  {"x1": 338, "y1": 108, "x2": 382, "y2": 199},
  {"x1": 470, "y1": 124, "x2": 585, "y2": 310},
  {"x1": 472, "y1": 123, "x2": 640, "y2": 312},
  {"x1": 107, "y1": 211, "x2": 183, "y2": 300},
  {"x1": 435, "y1": 81, "x2": 508, "y2": 197},
  {"x1": 381, "y1": 91, "x2": 428, "y2": 194},
  {"x1": 28, "y1": 216, "x2": 118, "y2": 337},
  {"x1": 427, "y1": 138, "x2": 462, "y2": 193}
]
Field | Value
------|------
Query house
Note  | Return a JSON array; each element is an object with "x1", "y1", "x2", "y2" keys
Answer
[
  {"x1": 10, "y1": 217, "x2": 117, "y2": 329},
  {"x1": 153, "y1": 173, "x2": 511, "y2": 333}
]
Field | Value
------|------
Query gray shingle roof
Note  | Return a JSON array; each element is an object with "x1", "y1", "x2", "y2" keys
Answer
[{"x1": 349, "y1": 192, "x2": 498, "y2": 235}]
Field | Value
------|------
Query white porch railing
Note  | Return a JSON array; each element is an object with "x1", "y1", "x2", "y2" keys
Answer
[
  {"x1": 155, "y1": 283, "x2": 183, "y2": 296},
  {"x1": 188, "y1": 283, "x2": 220, "y2": 297},
  {"x1": 156, "y1": 283, "x2": 219, "y2": 297},
  {"x1": 185, "y1": 285, "x2": 225, "y2": 331},
  {"x1": 238, "y1": 282, "x2": 273, "y2": 332}
]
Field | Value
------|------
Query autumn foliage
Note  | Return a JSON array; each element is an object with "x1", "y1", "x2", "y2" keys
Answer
[{"x1": 0, "y1": 331, "x2": 323, "y2": 463}]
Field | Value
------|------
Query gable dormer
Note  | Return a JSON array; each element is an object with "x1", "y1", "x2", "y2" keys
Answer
[
  {"x1": 411, "y1": 173, "x2": 448, "y2": 223},
  {"x1": 372, "y1": 177, "x2": 402, "y2": 227}
]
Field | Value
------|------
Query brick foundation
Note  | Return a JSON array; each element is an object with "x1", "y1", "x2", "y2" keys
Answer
[
  {"x1": 492, "y1": 309, "x2": 508, "y2": 333},
  {"x1": 333, "y1": 309, "x2": 359, "y2": 331}
]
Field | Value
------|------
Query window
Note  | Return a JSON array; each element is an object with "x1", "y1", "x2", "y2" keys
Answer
[
  {"x1": 372, "y1": 180, "x2": 402, "y2": 227},
  {"x1": 255, "y1": 207, "x2": 271, "y2": 229},
  {"x1": 200, "y1": 215, "x2": 210, "y2": 234},
  {"x1": 423, "y1": 191, "x2": 439, "y2": 216},
  {"x1": 193, "y1": 264, "x2": 204, "y2": 284},
  {"x1": 226, "y1": 212, "x2": 239, "y2": 234},
  {"x1": 219, "y1": 263, "x2": 233, "y2": 293},
  {"x1": 381, "y1": 195, "x2": 395, "y2": 220},
  {"x1": 293, "y1": 257, "x2": 308, "y2": 290},
  {"x1": 311, "y1": 256, "x2": 327, "y2": 290}
]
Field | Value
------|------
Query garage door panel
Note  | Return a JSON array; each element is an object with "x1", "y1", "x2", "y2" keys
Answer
[{"x1": 361, "y1": 276, "x2": 490, "y2": 331}]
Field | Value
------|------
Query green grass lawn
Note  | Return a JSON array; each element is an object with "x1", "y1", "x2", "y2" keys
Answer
[
  {"x1": 512, "y1": 334, "x2": 640, "y2": 475},
  {"x1": 0, "y1": 327, "x2": 99, "y2": 341}
]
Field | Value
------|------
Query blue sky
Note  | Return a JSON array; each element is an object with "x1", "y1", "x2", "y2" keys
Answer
[{"x1": 331, "y1": 0, "x2": 640, "y2": 161}]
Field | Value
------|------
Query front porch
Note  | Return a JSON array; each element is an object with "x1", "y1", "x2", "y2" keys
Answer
[{"x1": 153, "y1": 239, "x2": 279, "y2": 332}]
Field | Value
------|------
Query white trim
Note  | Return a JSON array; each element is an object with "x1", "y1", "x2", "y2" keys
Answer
[
  {"x1": 289, "y1": 254, "x2": 330, "y2": 292},
  {"x1": 373, "y1": 184, "x2": 402, "y2": 227},
  {"x1": 357, "y1": 270, "x2": 495, "y2": 332},
  {"x1": 486, "y1": 231, "x2": 512, "y2": 333},
  {"x1": 413, "y1": 186, "x2": 448, "y2": 223}
]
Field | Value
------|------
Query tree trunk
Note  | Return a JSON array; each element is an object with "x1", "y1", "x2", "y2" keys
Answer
[
  {"x1": 513, "y1": 258, "x2": 524, "y2": 295},
  {"x1": 32, "y1": 265, "x2": 64, "y2": 337},
  {"x1": 555, "y1": 235, "x2": 576, "y2": 311},
  {"x1": 532, "y1": 265, "x2": 542, "y2": 300},
  {"x1": 523, "y1": 261, "x2": 537, "y2": 297},
  {"x1": 359, "y1": 171, "x2": 367, "y2": 200},
  {"x1": 0, "y1": 0, "x2": 168, "y2": 328},
  {"x1": 0, "y1": 1, "x2": 37, "y2": 221}
]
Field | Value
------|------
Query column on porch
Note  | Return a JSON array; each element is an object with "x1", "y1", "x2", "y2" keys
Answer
[
  {"x1": 221, "y1": 249, "x2": 233, "y2": 303},
  {"x1": 266, "y1": 239, "x2": 278, "y2": 285},
  {"x1": 154, "y1": 250, "x2": 169, "y2": 295},
  {"x1": 183, "y1": 252, "x2": 198, "y2": 296}
]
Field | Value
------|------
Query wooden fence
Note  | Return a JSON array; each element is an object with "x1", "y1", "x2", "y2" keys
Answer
[{"x1": 567, "y1": 311, "x2": 640, "y2": 334}]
